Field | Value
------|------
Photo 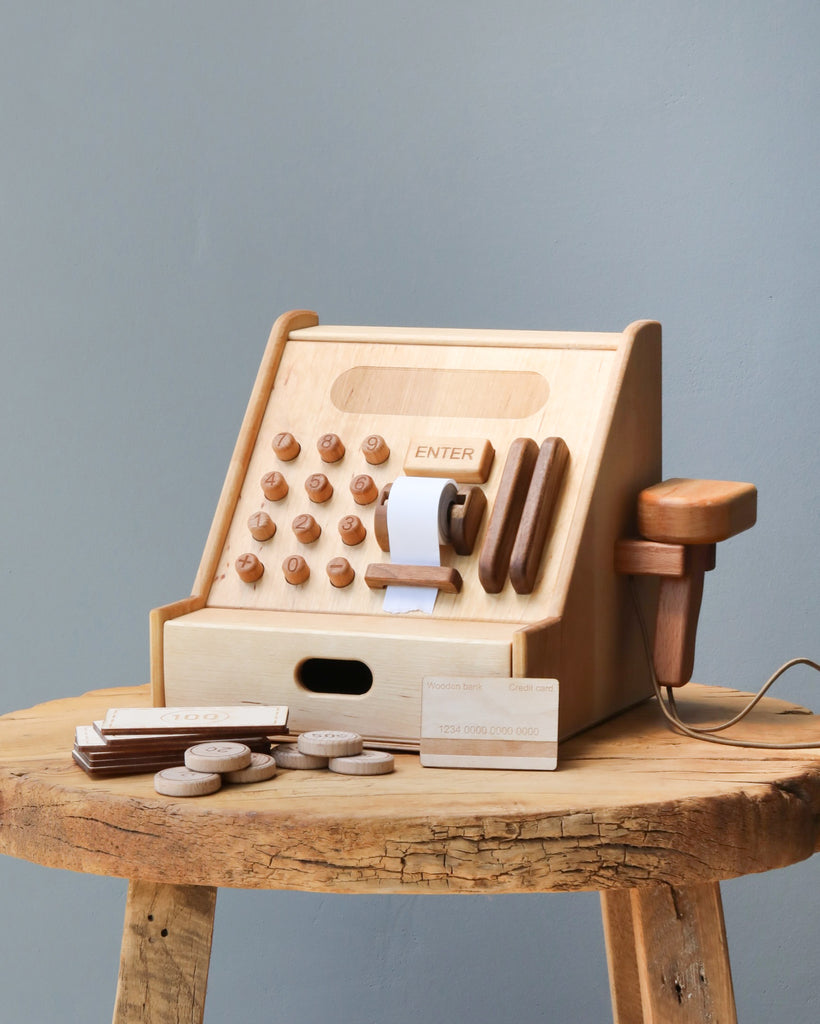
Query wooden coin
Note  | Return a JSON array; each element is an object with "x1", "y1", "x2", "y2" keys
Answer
[
  {"x1": 154, "y1": 766, "x2": 222, "y2": 797},
  {"x1": 328, "y1": 750, "x2": 395, "y2": 776},
  {"x1": 272, "y1": 744, "x2": 328, "y2": 769},
  {"x1": 297, "y1": 730, "x2": 363, "y2": 758},
  {"x1": 184, "y1": 741, "x2": 252, "y2": 773},
  {"x1": 223, "y1": 751, "x2": 278, "y2": 784}
]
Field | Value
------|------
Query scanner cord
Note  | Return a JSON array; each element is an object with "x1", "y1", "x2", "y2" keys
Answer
[{"x1": 629, "y1": 576, "x2": 820, "y2": 749}]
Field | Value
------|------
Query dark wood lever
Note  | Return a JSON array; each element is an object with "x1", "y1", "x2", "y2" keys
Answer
[
  {"x1": 509, "y1": 437, "x2": 569, "y2": 594},
  {"x1": 364, "y1": 564, "x2": 463, "y2": 594},
  {"x1": 477, "y1": 438, "x2": 539, "y2": 593}
]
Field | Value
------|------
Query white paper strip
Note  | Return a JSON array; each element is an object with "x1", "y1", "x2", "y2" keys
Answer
[{"x1": 383, "y1": 476, "x2": 457, "y2": 614}]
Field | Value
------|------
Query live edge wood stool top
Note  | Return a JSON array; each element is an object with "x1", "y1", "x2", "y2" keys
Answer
[{"x1": 2, "y1": 684, "x2": 820, "y2": 894}]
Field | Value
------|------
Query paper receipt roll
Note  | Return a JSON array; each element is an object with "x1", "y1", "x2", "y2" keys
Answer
[{"x1": 383, "y1": 476, "x2": 457, "y2": 614}]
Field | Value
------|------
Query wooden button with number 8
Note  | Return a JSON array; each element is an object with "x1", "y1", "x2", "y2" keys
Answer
[{"x1": 317, "y1": 433, "x2": 345, "y2": 463}]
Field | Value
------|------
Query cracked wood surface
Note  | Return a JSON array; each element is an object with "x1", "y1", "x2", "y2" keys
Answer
[{"x1": 1, "y1": 685, "x2": 819, "y2": 893}]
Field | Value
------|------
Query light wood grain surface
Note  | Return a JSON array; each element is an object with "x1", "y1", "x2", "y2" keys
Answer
[{"x1": 1, "y1": 684, "x2": 819, "y2": 893}]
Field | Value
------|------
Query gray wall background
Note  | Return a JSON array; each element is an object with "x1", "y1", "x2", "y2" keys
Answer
[{"x1": 2, "y1": 3, "x2": 818, "y2": 1020}]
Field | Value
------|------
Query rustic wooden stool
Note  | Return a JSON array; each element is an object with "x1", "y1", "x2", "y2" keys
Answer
[{"x1": 1, "y1": 683, "x2": 819, "y2": 1023}]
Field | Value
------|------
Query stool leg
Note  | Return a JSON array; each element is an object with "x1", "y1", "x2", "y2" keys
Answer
[
  {"x1": 601, "y1": 881, "x2": 736, "y2": 1023},
  {"x1": 601, "y1": 888, "x2": 646, "y2": 1022},
  {"x1": 112, "y1": 880, "x2": 217, "y2": 1024}
]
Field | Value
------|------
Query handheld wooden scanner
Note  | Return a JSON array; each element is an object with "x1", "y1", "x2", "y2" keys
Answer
[{"x1": 150, "y1": 310, "x2": 756, "y2": 752}]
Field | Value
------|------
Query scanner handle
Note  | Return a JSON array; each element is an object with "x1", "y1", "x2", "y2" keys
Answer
[{"x1": 619, "y1": 478, "x2": 757, "y2": 687}]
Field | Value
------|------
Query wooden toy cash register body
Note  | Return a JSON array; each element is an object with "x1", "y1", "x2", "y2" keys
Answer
[{"x1": 151, "y1": 310, "x2": 661, "y2": 749}]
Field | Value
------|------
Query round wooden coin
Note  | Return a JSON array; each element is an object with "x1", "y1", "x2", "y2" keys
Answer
[
  {"x1": 328, "y1": 751, "x2": 395, "y2": 776},
  {"x1": 223, "y1": 751, "x2": 278, "y2": 784},
  {"x1": 184, "y1": 742, "x2": 252, "y2": 773},
  {"x1": 154, "y1": 766, "x2": 222, "y2": 797},
  {"x1": 272, "y1": 744, "x2": 328, "y2": 769},
  {"x1": 297, "y1": 730, "x2": 363, "y2": 758}
]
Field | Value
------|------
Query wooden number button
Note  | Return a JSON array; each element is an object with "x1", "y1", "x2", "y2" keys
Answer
[
  {"x1": 350, "y1": 473, "x2": 378, "y2": 505},
  {"x1": 283, "y1": 554, "x2": 310, "y2": 585},
  {"x1": 338, "y1": 514, "x2": 366, "y2": 546},
  {"x1": 185, "y1": 741, "x2": 252, "y2": 773},
  {"x1": 272, "y1": 432, "x2": 300, "y2": 461},
  {"x1": 261, "y1": 471, "x2": 288, "y2": 501},
  {"x1": 361, "y1": 434, "x2": 390, "y2": 465},
  {"x1": 292, "y1": 514, "x2": 321, "y2": 543},
  {"x1": 248, "y1": 511, "x2": 276, "y2": 541},
  {"x1": 305, "y1": 473, "x2": 333, "y2": 503},
  {"x1": 236, "y1": 552, "x2": 264, "y2": 583},
  {"x1": 317, "y1": 433, "x2": 345, "y2": 463},
  {"x1": 297, "y1": 730, "x2": 363, "y2": 757},
  {"x1": 327, "y1": 556, "x2": 355, "y2": 588},
  {"x1": 154, "y1": 766, "x2": 222, "y2": 797}
]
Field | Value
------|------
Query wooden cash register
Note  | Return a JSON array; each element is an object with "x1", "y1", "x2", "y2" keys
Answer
[{"x1": 150, "y1": 310, "x2": 756, "y2": 757}]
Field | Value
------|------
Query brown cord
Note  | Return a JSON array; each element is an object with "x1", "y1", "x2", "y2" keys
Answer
[{"x1": 629, "y1": 576, "x2": 820, "y2": 749}]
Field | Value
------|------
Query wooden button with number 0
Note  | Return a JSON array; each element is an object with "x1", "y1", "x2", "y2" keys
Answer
[{"x1": 283, "y1": 554, "x2": 310, "y2": 585}]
